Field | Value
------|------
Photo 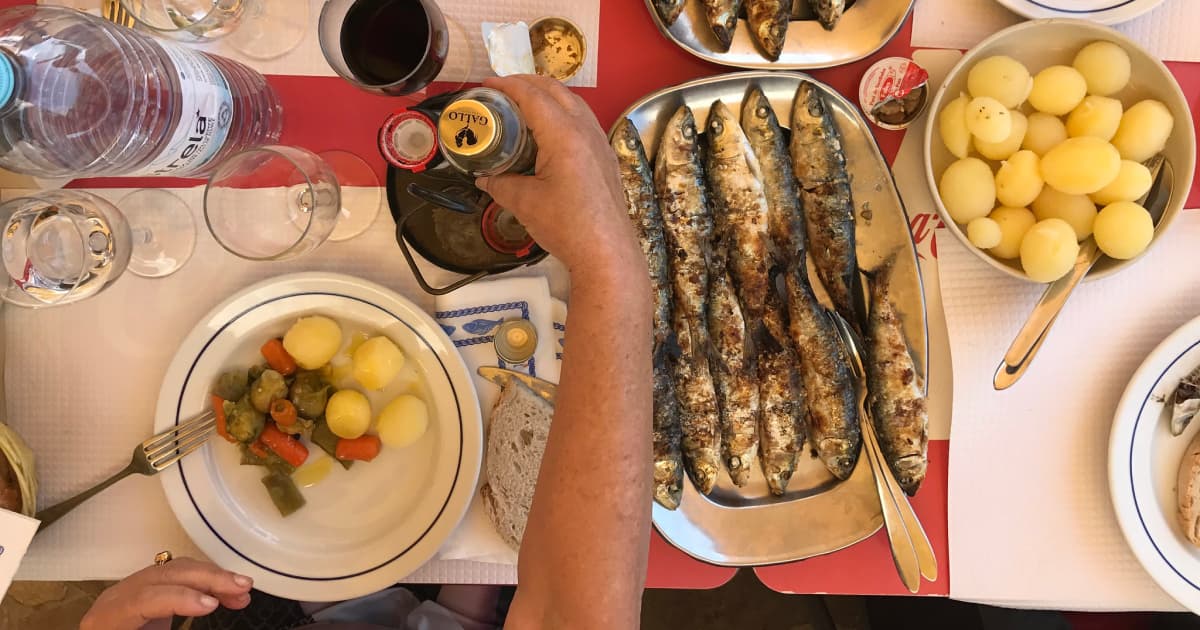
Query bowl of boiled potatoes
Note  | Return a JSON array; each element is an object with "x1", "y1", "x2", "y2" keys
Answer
[{"x1": 924, "y1": 19, "x2": 1196, "y2": 283}]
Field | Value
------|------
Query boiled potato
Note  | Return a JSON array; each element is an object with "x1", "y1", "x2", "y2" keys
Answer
[
  {"x1": 326, "y1": 389, "x2": 372, "y2": 439},
  {"x1": 967, "y1": 217, "x2": 1002, "y2": 249},
  {"x1": 1020, "y1": 218, "x2": 1081, "y2": 282},
  {"x1": 1111, "y1": 100, "x2": 1174, "y2": 163},
  {"x1": 1090, "y1": 160, "x2": 1153, "y2": 205},
  {"x1": 352, "y1": 336, "x2": 406, "y2": 390},
  {"x1": 1093, "y1": 201, "x2": 1154, "y2": 259},
  {"x1": 1073, "y1": 41, "x2": 1131, "y2": 96},
  {"x1": 376, "y1": 395, "x2": 429, "y2": 448},
  {"x1": 967, "y1": 55, "x2": 1033, "y2": 108},
  {"x1": 1028, "y1": 65, "x2": 1088, "y2": 116},
  {"x1": 939, "y1": 157, "x2": 996, "y2": 224},
  {"x1": 1066, "y1": 95, "x2": 1123, "y2": 141},
  {"x1": 1022, "y1": 112, "x2": 1069, "y2": 156},
  {"x1": 1031, "y1": 186, "x2": 1098, "y2": 241},
  {"x1": 282, "y1": 316, "x2": 342, "y2": 370},
  {"x1": 1040, "y1": 136, "x2": 1121, "y2": 195},
  {"x1": 995, "y1": 150, "x2": 1044, "y2": 208},
  {"x1": 965, "y1": 96, "x2": 1013, "y2": 143},
  {"x1": 988, "y1": 206, "x2": 1037, "y2": 259},
  {"x1": 976, "y1": 110, "x2": 1027, "y2": 160},
  {"x1": 939, "y1": 94, "x2": 972, "y2": 159}
]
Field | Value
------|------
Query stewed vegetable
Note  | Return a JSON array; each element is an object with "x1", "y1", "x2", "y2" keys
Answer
[
  {"x1": 225, "y1": 397, "x2": 266, "y2": 444},
  {"x1": 250, "y1": 369, "x2": 289, "y2": 413},
  {"x1": 290, "y1": 371, "x2": 333, "y2": 419}
]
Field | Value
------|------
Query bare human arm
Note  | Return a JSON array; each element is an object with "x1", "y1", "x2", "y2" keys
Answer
[{"x1": 477, "y1": 75, "x2": 654, "y2": 630}]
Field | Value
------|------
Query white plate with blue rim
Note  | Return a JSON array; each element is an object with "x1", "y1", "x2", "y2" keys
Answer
[
  {"x1": 154, "y1": 272, "x2": 482, "y2": 601},
  {"x1": 1110, "y1": 313, "x2": 1200, "y2": 613},
  {"x1": 995, "y1": 0, "x2": 1166, "y2": 25}
]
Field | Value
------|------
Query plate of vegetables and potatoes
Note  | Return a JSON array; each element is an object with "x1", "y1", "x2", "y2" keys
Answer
[
  {"x1": 154, "y1": 273, "x2": 482, "y2": 602},
  {"x1": 923, "y1": 19, "x2": 1195, "y2": 284}
]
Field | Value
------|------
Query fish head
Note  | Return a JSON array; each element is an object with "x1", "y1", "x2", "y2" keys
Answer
[
  {"x1": 611, "y1": 117, "x2": 645, "y2": 165},
  {"x1": 741, "y1": 87, "x2": 781, "y2": 140},
  {"x1": 706, "y1": 99, "x2": 757, "y2": 166},
  {"x1": 818, "y1": 437, "x2": 859, "y2": 480},
  {"x1": 659, "y1": 106, "x2": 700, "y2": 167}
]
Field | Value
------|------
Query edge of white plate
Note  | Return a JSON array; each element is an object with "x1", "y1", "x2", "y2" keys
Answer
[{"x1": 995, "y1": 0, "x2": 1167, "y2": 25}]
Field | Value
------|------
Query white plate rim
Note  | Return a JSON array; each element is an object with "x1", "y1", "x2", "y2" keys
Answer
[
  {"x1": 155, "y1": 272, "x2": 483, "y2": 601},
  {"x1": 995, "y1": 0, "x2": 1167, "y2": 25},
  {"x1": 1110, "y1": 313, "x2": 1200, "y2": 612}
]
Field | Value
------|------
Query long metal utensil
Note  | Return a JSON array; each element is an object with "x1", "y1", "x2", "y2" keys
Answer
[{"x1": 994, "y1": 157, "x2": 1172, "y2": 390}]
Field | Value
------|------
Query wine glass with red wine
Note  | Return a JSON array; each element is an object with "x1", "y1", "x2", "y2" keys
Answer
[{"x1": 319, "y1": 0, "x2": 467, "y2": 98}]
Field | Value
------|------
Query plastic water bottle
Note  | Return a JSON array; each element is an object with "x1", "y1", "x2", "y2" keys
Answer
[{"x1": 0, "y1": 6, "x2": 283, "y2": 178}]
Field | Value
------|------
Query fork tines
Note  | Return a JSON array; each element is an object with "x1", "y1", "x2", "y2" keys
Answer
[{"x1": 144, "y1": 411, "x2": 216, "y2": 472}]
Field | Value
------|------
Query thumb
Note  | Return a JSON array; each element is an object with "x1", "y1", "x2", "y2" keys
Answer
[{"x1": 475, "y1": 173, "x2": 539, "y2": 216}]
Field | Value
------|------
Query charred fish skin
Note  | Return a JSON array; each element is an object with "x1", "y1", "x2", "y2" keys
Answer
[
  {"x1": 791, "y1": 81, "x2": 860, "y2": 324},
  {"x1": 865, "y1": 258, "x2": 928, "y2": 496},
  {"x1": 669, "y1": 306, "x2": 723, "y2": 495},
  {"x1": 612, "y1": 118, "x2": 685, "y2": 509},
  {"x1": 703, "y1": 0, "x2": 743, "y2": 51},
  {"x1": 707, "y1": 265, "x2": 760, "y2": 487},
  {"x1": 745, "y1": 0, "x2": 791, "y2": 61},
  {"x1": 612, "y1": 118, "x2": 675, "y2": 353},
  {"x1": 704, "y1": 100, "x2": 773, "y2": 336},
  {"x1": 654, "y1": 0, "x2": 686, "y2": 26},
  {"x1": 809, "y1": 0, "x2": 845, "y2": 30},
  {"x1": 652, "y1": 351, "x2": 685, "y2": 509},
  {"x1": 758, "y1": 291, "x2": 804, "y2": 495},
  {"x1": 1172, "y1": 365, "x2": 1200, "y2": 436},
  {"x1": 784, "y1": 261, "x2": 860, "y2": 480},
  {"x1": 741, "y1": 86, "x2": 806, "y2": 267},
  {"x1": 655, "y1": 106, "x2": 722, "y2": 495}
]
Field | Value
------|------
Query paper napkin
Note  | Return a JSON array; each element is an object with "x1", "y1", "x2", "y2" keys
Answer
[{"x1": 0, "y1": 509, "x2": 38, "y2": 599}]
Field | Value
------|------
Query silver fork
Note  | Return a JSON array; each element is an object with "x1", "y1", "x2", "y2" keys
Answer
[
  {"x1": 36, "y1": 410, "x2": 216, "y2": 532},
  {"x1": 101, "y1": 0, "x2": 137, "y2": 28},
  {"x1": 827, "y1": 310, "x2": 938, "y2": 592}
]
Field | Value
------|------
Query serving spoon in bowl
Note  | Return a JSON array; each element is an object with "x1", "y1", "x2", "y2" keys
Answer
[{"x1": 994, "y1": 156, "x2": 1173, "y2": 390}]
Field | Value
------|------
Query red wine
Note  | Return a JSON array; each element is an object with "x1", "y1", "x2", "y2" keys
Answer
[{"x1": 339, "y1": 0, "x2": 441, "y2": 88}]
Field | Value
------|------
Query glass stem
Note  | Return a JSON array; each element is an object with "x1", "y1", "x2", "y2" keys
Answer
[{"x1": 132, "y1": 227, "x2": 153, "y2": 246}]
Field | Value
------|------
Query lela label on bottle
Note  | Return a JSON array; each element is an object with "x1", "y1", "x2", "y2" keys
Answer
[{"x1": 128, "y1": 44, "x2": 234, "y2": 177}]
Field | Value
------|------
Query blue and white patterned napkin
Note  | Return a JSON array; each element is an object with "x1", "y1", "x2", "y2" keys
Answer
[{"x1": 433, "y1": 276, "x2": 566, "y2": 564}]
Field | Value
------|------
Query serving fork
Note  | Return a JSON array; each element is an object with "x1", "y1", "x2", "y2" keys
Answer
[
  {"x1": 35, "y1": 410, "x2": 216, "y2": 532},
  {"x1": 828, "y1": 310, "x2": 937, "y2": 593}
]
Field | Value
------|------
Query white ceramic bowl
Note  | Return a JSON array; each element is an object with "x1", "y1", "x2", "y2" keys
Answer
[
  {"x1": 923, "y1": 19, "x2": 1196, "y2": 283},
  {"x1": 995, "y1": 0, "x2": 1167, "y2": 26}
]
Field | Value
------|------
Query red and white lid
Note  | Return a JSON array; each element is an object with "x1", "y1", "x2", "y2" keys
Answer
[
  {"x1": 379, "y1": 110, "x2": 439, "y2": 172},
  {"x1": 859, "y1": 57, "x2": 930, "y2": 130}
]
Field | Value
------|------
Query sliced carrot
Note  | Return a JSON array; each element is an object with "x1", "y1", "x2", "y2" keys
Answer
[
  {"x1": 335, "y1": 435, "x2": 382, "y2": 462},
  {"x1": 260, "y1": 338, "x2": 298, "y2": 376},
  {"x1": 260, "y1": 422, "x2": 309, "y2": 468},
  {"x1": 249, "y1": 439, "x2": 269, "y2": 459},
  {"x1": 270, "y1": 399, "x2": 298, "y2": 427},
  {"x1": 212, "y1": 394, "x2": 236, "y2": 443}
]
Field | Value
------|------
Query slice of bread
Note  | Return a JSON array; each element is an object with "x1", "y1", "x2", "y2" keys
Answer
[{"x1": 482, "y1": 380, "x2": 554, "y2": 551}]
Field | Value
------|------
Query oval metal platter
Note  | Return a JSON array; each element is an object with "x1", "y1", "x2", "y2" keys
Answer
[
  {"x1": 614, "y1": 71, "x2": 928, "y2": 566},
  {"x1": 643, "y1": 0, "x2": 914, "y2": 70}
]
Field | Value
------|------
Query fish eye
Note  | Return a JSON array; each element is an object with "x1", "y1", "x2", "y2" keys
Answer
[
  {"x1": 710, "y1": 119, "x2": 724, "y2": 135},
  {"x1": 625, "y1": 137, "x2": 638, "y2": 150},
  {"x1": 756, "y1": 105, "x2": 769, "y2": 119},
  {"x1": 682, "y1": 124, "x2": 695, "y2": 140}
]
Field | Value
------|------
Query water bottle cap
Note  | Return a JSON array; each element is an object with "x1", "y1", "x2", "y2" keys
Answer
[{"x1": 0, "y1": 54, "x2": 14, "y2": 110}]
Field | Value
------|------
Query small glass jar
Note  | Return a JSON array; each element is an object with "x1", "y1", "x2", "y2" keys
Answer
[
  {"x1": 437, "y1": 88, "x2": 537, "y2": 177},
  {"x1": 494, "y1": 318, "x2": 538, "y2": 365}
]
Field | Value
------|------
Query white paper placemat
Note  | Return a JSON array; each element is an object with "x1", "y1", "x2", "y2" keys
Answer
[
  {"x1": 39, "y1": 0, "x2": 600, "y2": 87},
  {"x1": 4, "y1": 185, "x2": 566, "y2": 584},
  {"x1": 912, "y1": 0, "x2": 1200, "y2": 63},
  {"x1": 941, "y1": 209, "x2": 1200, "y2": 611}
]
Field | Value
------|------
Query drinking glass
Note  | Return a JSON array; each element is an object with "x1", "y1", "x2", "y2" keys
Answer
[
  {"x1": 318, "y1": 0, "x2": 471, "y2": 99},
  {"x1": 204, "y1": 145, "x2": 343, "y2": 260},
  {"x1": 120, "y1": 0, "x2": 309, "y2": 60}
]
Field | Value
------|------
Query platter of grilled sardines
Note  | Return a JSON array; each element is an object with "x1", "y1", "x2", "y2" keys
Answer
[
  {"x1": 646, "y1": 0, "x2": 914, "y2": 68},
  {"x1": 611, "y1": 71, "x2": 928, "y2": 565}
]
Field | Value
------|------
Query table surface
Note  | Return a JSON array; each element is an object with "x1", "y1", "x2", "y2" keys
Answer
[{"x1": 5, "y1": 0, "x2": 1200, "y2": 600}]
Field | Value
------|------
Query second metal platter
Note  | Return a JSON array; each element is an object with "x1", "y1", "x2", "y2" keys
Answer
[
  {"x1": 615, "y1": 71, "x2": 928, "y2": 566},
  {"x1": 644, "y1": 0, "x2": 914, "y2": 69}
]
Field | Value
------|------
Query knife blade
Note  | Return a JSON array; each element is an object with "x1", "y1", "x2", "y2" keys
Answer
[{"x1": 476, "y1": 366, "x2": 558, "y2": 404}]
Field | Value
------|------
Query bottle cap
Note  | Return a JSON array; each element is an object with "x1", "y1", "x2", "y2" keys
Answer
[
  {"x1": 379, "y1": 110, "x2": 439, "y2": 172},
  {"x1": 0, "y1": 52, "x2": 17, "y2": 111},
  {"x1": 494, "y1": 318, "x2": 538, "y2": 364},
  {"x1": 439, "y1": 99, "x2": 497, "y2": 157}
]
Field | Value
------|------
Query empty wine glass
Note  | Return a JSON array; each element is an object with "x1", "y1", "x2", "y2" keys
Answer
[
  {"x1": 204, "y1": 145, "x2": 344, "y2": 260},
  {"x1": 119, "y1": 0, "x2": 309, "y2": 60},
  {"x1": 0, "y1": 189, "x2": 195, "y2": 308}
]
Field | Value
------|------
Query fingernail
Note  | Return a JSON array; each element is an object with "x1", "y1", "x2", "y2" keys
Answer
[
  {"x1": 233, "y1": 574, "x2": 252, "y2": 588},
  {"x1": 199, "y1": 595, "x2": 218, "y2": 609}
]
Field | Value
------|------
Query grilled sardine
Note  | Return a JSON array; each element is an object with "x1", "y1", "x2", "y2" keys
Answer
[
  {"x1": 669, "y1": 306, "x2": 722, "y2": 495},
  {"x1": 742, "y1": 86, "x2": 805, "y2": 270},
  {"x1": 784, "y1": 261, "x2": 860, "y2": 480},
  {"x1": 746, "y1": 0, "x2": 791, "y2": 61},
  {"x1": 612, "y1": 118, "x2": 684, "y2": 509},
  {"x1": 809, "y1": 0, "x2": 845, "y2": 30},
  {"x1": 655, "y1": 0, "x2": 686, "y2": 25},
  {"x1": 758, "y1": 291, "x2": 804, "y2": 495},
  {"x1": 791, "y1": 81, "x2": 859, "y2": 324},
  {"x1": 865, "y1": 258, "x2": 928, "y2": 495},
  {"x1": 708, "y1": 265, "x2": 760, "y2": 486},
  {"x1": 703, "y1": 0, "x2": 742, "y2": 51}
]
